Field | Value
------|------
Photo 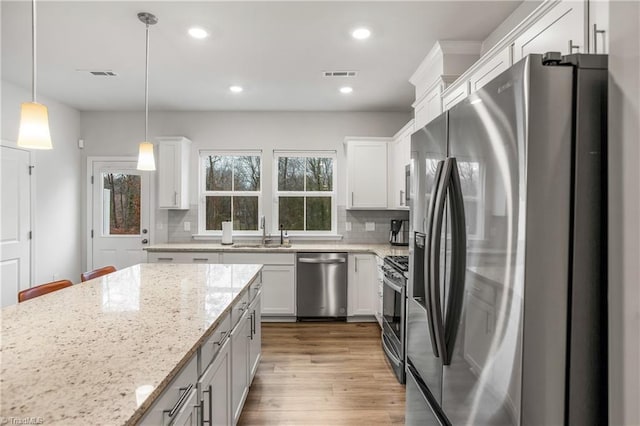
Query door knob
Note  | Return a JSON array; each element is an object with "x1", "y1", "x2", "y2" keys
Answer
[
  {"x1": 142, "y1": 229, "x2": 148, "y2": 234},
  {"x1": 142, "y1": 239, "x2": 148, "y2": 244}
]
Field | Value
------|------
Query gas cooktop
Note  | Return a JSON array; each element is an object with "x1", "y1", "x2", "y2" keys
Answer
[{"x1": 384, "y1": 255, "x2": 409, "y2": 273}]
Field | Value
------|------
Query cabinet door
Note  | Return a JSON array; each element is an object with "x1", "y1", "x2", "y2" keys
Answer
[
  {"x1": 347, "y1": 254, "x2": 376, "y2": 316},
  {"x1": 201, "y1": 339, "x2": 231, "y2": 426},
  {"x1": 231, "y1": 312, "x2": 251, "y2": 424},
  {"x1": 249, "y1": 292, "x2": 262, "y2": 382},
  {"x1": 147, "y1": 252, "x2": 220, "y2": 264},
  {"x1": 346, "y1": 140, "x2": 389, "y2": 209},
  {"x1": 589, "y1": 0, "x2": 608, "y2": 54},
  {"x1": 261, "y1": 265, "x2": 295, "y2": 316},
  {"x1": 391, "y1": 126, "x2": 412, "y2": 210},
  {"x1": 158, "y1": 142, "x2": 179, "y2": 208},
  {"x1": 414, "y1": 85, "x2": 442, "y2": 131},
  {"x1": 469, "y1": 47, "x2": 512, "y2": 93},
  {"x1": 513, "y1": 1, "x2": 586, "y2": 61},
  {"x1": 170, "y1": 389, "x2": 199, "y2": 426},
  {"x1": 442, "y1": 82, "x2": 469, "y2": 111}
]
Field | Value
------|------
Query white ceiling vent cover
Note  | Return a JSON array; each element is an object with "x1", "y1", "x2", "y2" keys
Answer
[{"x1": 322, "y1": 70, "x2": 358, "y2": 78}]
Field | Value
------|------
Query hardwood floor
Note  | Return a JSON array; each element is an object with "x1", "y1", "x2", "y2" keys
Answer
[{"x1": 238, "y1": 322, "x2": 406, "y2": 426}]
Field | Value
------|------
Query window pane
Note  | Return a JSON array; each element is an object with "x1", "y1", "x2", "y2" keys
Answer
[
  {"x1": 278, "y1": 157, "x2": 304, "y2": 191},
  {"x1": 205, "y1": 156, "x2": 233, "y2": 191},
  {"x1": 102, "y1": 173, "x2": 141, "y2": 235},
  {"x1": 205, "y1": 196, "x2": 231, "y2": 230},
  {"x1": 306, "y1": 158, "x2": 333, "y2": 191},
  {"x1": 465, "y1": 200, "x2": 479, "y2": 237},
  {"x1": 234, "y1": 156, "x2": 261, "y2": 191},
  {"x1": 233, "y1": 196, "x2": 259, "y2": 230},
  {"x1": 306, "y1": 197, "x2": 332, "y2": 231},
  {"x1": 278, "y1": 197, "x2": 304, "y2": 230},
  {"x1": 458, "y1": 161, "x2": 481, "y2": 196}
]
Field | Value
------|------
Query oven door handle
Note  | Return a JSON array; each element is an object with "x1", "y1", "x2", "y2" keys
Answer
[
  {"x1": 381, "y1": 334, "x2": 402, "y2": 368},
  {"x1": 383, "y1": 277, "x2": 403, "y2": 293}
]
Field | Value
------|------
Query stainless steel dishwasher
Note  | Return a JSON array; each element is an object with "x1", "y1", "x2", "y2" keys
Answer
[{"x1": 296, "y1": 252, "x2": 348, "y2": 320}]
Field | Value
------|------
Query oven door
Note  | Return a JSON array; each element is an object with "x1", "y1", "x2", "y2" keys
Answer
[{"x1": 382, "y1": 275, "x2": 405, "y2": 356}]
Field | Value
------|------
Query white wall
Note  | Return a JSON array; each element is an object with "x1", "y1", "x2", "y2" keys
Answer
[
  {"x1": 79, "y1": 111, "x2": 409, "y2": 246},
  {"x1": 608, "y1": 1, "x2": 640, "y2": 424},
  {"x1": 1, "y1": 80, "x2": 82, "y2": 284}
]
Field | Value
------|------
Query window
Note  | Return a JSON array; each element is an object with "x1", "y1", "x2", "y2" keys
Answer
[
  {"x1": 199, "y1": 152, "x2": 262, "y2": 234},
  {"x1": 274, "y1": 152, "x2": 337, "y2": 234}
]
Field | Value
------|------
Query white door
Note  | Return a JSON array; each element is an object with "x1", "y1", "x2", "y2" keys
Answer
[
  {"x1": 0, "y1": 146, "x2": 31, "y2": 307},
  {"x1": 91, "y1": 160, "x2": 150, "y2": 270}
]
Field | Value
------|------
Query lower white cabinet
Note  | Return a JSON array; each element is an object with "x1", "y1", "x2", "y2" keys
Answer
[
  {"x1": 231, "y1": 309, "x2": 251, "y2": 424},
  {"x1": 248, "y1": 292, "x2": 262, "y2": 381},
  {"x1": 147, "y1": 252, "x2": 220, "y2": 264},
  {"x1": 347, "y1": 254, "x2": 376, "y2": 317},
  {"x1": 200, "y1": 338, "x2": 231, "y2": 426},
  {"x1": 170, "y1": 388, "x2": 200, "y2": 426}
]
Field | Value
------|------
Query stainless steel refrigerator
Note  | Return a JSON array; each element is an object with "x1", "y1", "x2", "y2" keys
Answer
[{"x1": 406, "y1": 53, "x2": 608, "y2": 426}]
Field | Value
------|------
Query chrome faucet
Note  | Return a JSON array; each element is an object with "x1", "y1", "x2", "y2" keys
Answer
[{"x1": 260, "y1": 216, "x2": 271, "y2": 245}]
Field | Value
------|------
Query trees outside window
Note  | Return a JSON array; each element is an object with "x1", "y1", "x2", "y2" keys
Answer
[
  {"x1": 275, "y1": 152, "x2": 336, "y2": 233},
  {"x1": 200, "y1": 152, "x2": 261, "y2": 233}
]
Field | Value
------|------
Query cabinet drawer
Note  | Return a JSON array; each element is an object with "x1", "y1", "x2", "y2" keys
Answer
[
  {"x1": 221, "y1": 252, "x2": 294, "y2": 265},
  {"x1": 230, "y1": 291, "x2": 250, "y2": 329},
  {"x1": 139, "y1": 355, "x2": 198, "y2": 425},
  {"x1": 148, "y1": 252, "x2": 220, "y2": 263},
  {"x1": 249, "y1": 273, "x2": 263, "y2": 303},
  {"x1": 200, "y1": 312, "x2": 231, "y2": 373}
]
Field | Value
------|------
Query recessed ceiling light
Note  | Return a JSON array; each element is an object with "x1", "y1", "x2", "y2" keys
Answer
[
  {"x1": 229, "y1": 86, "x2": 243, "y2": 93},
  {"x1": 340, "y1": 86, "x2": 353, "y2": 94},
  {"x1": 188, "y1": 27, "x2": 208, "y2": 39},
  {"x1": 351, "y1": 28, "x2": 371, "y2": 40}
]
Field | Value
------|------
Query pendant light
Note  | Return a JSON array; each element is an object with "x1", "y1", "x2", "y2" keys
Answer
[
  {"x1": 136, "y1": 12, "x2": 158, "y2": 171},
  {"x1": 17, "y1": 0, "x2": 52, "y2": 150}
]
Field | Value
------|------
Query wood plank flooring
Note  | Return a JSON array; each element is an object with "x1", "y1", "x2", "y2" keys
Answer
[{"x1": 238, "y1": 322, "x2": 406, "y2": 425}]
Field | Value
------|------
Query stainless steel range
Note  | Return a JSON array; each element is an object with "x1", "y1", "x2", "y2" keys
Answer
[{"x1": 381, "y1": 255, "x2": 408, "y2": 384}]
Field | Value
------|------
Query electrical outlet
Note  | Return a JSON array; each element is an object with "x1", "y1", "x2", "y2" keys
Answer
[
  {"x1": 184, "y1": 221, "x2": 191, "y2": 231},
  {"x1": 345, "y1": 222, "x2": 352, "y2": 231},
  {"x1": 365, "y1": 222, "x2": 375, "y2": 231}
]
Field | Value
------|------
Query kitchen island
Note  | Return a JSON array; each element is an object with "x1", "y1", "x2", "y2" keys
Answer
[{"x1": 0, "y1": 263, "x2": 262, "y2": 425}]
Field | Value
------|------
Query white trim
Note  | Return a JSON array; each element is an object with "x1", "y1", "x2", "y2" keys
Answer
[{"x1": 1, "y1": 140, "x2": 35, "y2": 286}]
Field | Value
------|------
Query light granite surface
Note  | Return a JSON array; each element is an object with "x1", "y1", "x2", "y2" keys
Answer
[
  {"x1": 0, "y1": 263, "x2": 262, "y2": 425},
  {"x1": 145, "y1": 243, "x2": 409, "y2": 258}
]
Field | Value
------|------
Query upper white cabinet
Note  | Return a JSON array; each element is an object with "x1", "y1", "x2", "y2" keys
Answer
[
  {"x1": 345, "y1": 138, "x2": 390, "y2": 210},
  {"x1": 157, "y1": 136, "x2": 191, "y2": 210},
  {"x1": 388, "y1": 120, "x2": 414, "y2": 210},
  {"x1": 513, "y1": 1, "x2": 586, "y2": 60},
  {"x1": 469, "y1": 46, "x2": 512, "y2": 93},
  {"x1": 442, "y1": 82, "x2": 470, "y2": 112}
]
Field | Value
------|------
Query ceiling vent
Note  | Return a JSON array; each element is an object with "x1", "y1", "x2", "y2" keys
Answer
[{"x1": 322, "y1": 70, "x2": 358, "y2": 78}]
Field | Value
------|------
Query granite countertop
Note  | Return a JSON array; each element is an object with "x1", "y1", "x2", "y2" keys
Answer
[
  {"x1": 145, "y1": 242, "x2": 409, "y2": 258},
  {"x1": 0, "y1": 263, "x2": 262, "y2": 425}
]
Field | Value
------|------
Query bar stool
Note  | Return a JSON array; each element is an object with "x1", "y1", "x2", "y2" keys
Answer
[
  {"x1": 18, "y1": 280, "x2": 73, "y2": 302},
  {"x1": 81, "y1": 265, "x2": 117, "y2": 282}
]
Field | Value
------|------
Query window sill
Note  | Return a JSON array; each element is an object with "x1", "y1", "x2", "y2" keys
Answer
[{"x1": 191, "y1": 234, "x2": 343, "y2": 241}]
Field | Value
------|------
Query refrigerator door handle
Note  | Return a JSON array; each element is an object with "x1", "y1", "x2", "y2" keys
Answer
[
  {"x1": 443, "y1": 158, "x2": 467, "y2": 365},
  {"x1": 424, "y1": 160, "x2": 445, "y2": 358},
  {"x1": 427, "y1": 159, "x2": 450, "y2": 362}
]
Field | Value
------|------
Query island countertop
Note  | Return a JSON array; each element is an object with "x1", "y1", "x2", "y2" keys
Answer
[{"x1": 0, "y1": 263, "x2": 262, "y2": 425}]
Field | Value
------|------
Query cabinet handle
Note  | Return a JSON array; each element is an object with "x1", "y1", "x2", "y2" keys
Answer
[
  {"x1": 249, "y1": 311, "x2": 254, "y2": 340},
  {"x1": 157, "y1": 257, "x2": 174, "y2": 262},
  {"x1": 399, "y1": 190, "x2": 405, "y2": 206},
  {"x1": 164, "y1": 384, "x2": 193, "y2": 418},
  {"x1": 192, "y1": 258, "x2": 209, "y2": 262},
  {"x1": 174, "y1": 191, "x2": 178, "y2": 205},
  {"x1": 593, "y1": 24, "x2": 606, "y2": 54},
  {"x1": 351, "y1": 192, "x2": 354, "y2": 206},
  {"x1": 355, "y1": 258, "x2": 358, "y2": 273},
  {"x1": 568, "y1": 39, "x2": 580, "y2": 53},
  {"x1": 202, "y1": 385, "x2": 212, "y2": 426},
  {"x1": 213, "y1": 330, "x2": 229, "y2": 346}
]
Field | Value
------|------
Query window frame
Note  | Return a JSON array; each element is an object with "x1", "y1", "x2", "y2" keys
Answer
[
  {"x1": 273, "y1": 150, "x2": 338, "y2": 236},
  {"x1": 198, "y1": 150, "x2": 263, "y2": 236}
]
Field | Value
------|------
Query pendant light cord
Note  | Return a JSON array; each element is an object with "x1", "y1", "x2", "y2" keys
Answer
[
  {"x1": 31, "y1": 0, "x2": 37, "y2": 103},
  {"x1": 144, "y1": 22, "x2": 150, "y2": 142}
]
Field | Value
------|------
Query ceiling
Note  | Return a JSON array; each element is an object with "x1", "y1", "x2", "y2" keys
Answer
[{"x1": 1, "y1": 1, "x2": 522, "y2": 112}]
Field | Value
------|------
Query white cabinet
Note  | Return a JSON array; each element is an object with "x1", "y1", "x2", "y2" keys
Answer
[
  {"x1": 347, "y1": 254, "x2": 376, "y2": 317},
  {"x1": 147, "y1": 251, "x2": 220, "y2": 264},
  {"x1": 414, "y1": 84, "x2": 443, "y2": 130},
  {"x1": 442, "y1": 82, "x2": 469, "y2": 111},
  {"x1": 231, "y1": 309, "x2": 251, "y2": 425},
  {"x1": 248, "y1": 291, "x2": 262, "y2": 381},
  {"x1": 345, "y1": 138, "x2": 391, "y2": 209},
  {"x1": 200, "y1": 338, "x2": 231, "y2": 426},
  {"x1": 513, "y1": 1, "x2": 586, "y2": 61},
  {"x1": 157, "y1": 136, "x2": 191, "y2": 210},
  {"x1": 388, "y1": 121, "x2": 413, "y2": 210},
  {"x1": 589, "y1": 0, "x2": 608, "y2": 54},
  {"x1": 469, "y1": 46, "x2": 512, "y2": 93},
  {"x1": 221, "y1": 252, "x2": 295, "y2": 317},
  {"x1": 170, "y1": 388, "x2": 200, "y2": 426}
]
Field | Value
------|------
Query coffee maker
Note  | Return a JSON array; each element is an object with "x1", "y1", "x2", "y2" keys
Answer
[{"x1": 389, "y1": 219, "x2": 409, "y2": 246}]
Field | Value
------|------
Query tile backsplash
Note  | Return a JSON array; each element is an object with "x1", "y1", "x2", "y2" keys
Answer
[{"x1": 167, "y1": 205, "x2": 409, "y2": 244}]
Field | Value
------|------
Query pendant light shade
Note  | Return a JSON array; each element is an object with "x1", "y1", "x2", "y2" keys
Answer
[
  {"x1": 137, "y1": 142, "x2": 156, "y2": 170},
  {"x1": 17, "y1": 0, "x2": 52, "y2": 150},
  {"x1": 136, "y1": 12, "x2": 158, "y2": 171},
  {"x1": 18, "y1": 102, "x2": 52, "y2": 149}
]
